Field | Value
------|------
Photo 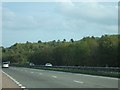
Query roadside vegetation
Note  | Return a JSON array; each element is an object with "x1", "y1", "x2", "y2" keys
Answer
[
  {"x1": 2, "y1": 34, "x2": 119, "y2": 67},
  {"x1": 1, "y1": 34, "x2": 120, "y2": 77}
]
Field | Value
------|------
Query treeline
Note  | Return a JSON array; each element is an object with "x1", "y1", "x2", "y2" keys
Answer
[{"x1": 1, "y1": 34, "x2": 120, "y2": 67}]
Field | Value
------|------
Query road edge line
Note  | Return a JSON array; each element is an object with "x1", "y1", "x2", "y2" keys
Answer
[{"x1": 2, "y1": 70, "x2": 26, "y2": 89}]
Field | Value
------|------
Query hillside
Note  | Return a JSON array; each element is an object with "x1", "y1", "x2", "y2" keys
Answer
[{"x1": 1, "y1": 34, "x2": 120, "y2": 67}]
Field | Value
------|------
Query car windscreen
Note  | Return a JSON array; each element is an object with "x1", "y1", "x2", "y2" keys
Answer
[{"x1": 3, "y1": 63, "x2": 8, "y2": 64}]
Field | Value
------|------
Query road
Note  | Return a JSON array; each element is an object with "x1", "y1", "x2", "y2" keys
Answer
[{"x1": 2, "y1": 67, "x2": 119, "y2": 89}]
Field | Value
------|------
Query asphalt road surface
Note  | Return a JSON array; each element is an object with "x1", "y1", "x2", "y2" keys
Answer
[{"x1": 2, "y1": 67, "x2": 119, "y2": 88}]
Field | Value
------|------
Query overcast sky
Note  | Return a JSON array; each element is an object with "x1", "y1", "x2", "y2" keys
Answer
[{"x1": 1, "y1": 1, "x2": 118, "y2": 47}]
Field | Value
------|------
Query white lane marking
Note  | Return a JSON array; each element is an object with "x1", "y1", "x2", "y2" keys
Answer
[
  {"x1": 30, "y1": 72, "x2": 34, "y2": 73},
  {"x1": 74, "y1": 80, "x2": 84, "y2": 84},
  {"x1": 75, "y1": 74, "x2": 118, "y2": 80},
  {"x1": 18, "y1": 84, "x2": 22, "y2": 87},
  {"x1": 39, "y1": 73, "x2": 43, "y2": 75},
  {"x1": 31, "y1": 68, "x2": 45, "y2": 72},
  {"x1": 24, "y1": 70, "x2": 28, "y2": 72},
  {"x1": 2, "y1": 71, "x2": 26, "y2": 89},
  {"x1": 12, "y1": 67, "x2": 117, "y2": 80},
  {"x1": 57, "y1": 72, "x2": 63, "y2": 74},
  {"x1": 52, "y1": 75, "x2": 57, "y2": 78},
  {"x1": 24, "y1": 70, "x2": 26, "y2": 72},
  {"x1": 50, "y1": 71, "x2": 64, "y2": 74},
  {"x1": 21, "y1": 86, "x2": 26, "y2": 88},
  {"x1": 15, "y1": 81, "x2": 20, "y2": 85}
]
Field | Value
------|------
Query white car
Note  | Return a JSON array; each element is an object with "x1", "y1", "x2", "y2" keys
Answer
[
  {"x1": 45, "y1": 63, "x2": 52, "y2": 67},
  {"x1": 29, "y1": 63, "x2": 35, "y2": 66},
  {"x1": 2, "y1": 62, "x2": 9, "y2": 68}
]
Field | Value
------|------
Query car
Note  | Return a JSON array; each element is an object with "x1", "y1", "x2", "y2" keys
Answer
[
  {"x1": 2, "y1": 62, "x2": 9, "y2": 68},
  {"x1": 29, "y1": 63, "x2": 35, "y2": 66},
  {"x1": 45, "y1": 63, "x2": 52, "y2": 67}
]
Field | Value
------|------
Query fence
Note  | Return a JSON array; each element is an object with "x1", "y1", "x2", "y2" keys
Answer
[{"x1": 29, "y1": 65, "x2": 120, "y2": 72}]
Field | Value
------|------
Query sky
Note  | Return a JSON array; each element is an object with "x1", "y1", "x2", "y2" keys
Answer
[{"x1": 1, "y1": 0, "x2": 118, "y2": 47}]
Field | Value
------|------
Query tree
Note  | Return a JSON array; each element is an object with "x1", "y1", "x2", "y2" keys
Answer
[
  {"x1": 38, "y1": 40, "x2": 42, "y2": 43},
  {"x1": 98, "y1": 35, "x2": 118, "y2": 67},
  {"x1": 62, "y1": 39, "x2": 66, "y2": 43},
  {"x1": 57, "y1": 39, "x2": 60, "y2": 43},
  {"x1": 2, "y1": 34, "x2": 119, "y2": 67},
  {"x1": 70, "y1": 39, "x2": 74, "y2": 42}
]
